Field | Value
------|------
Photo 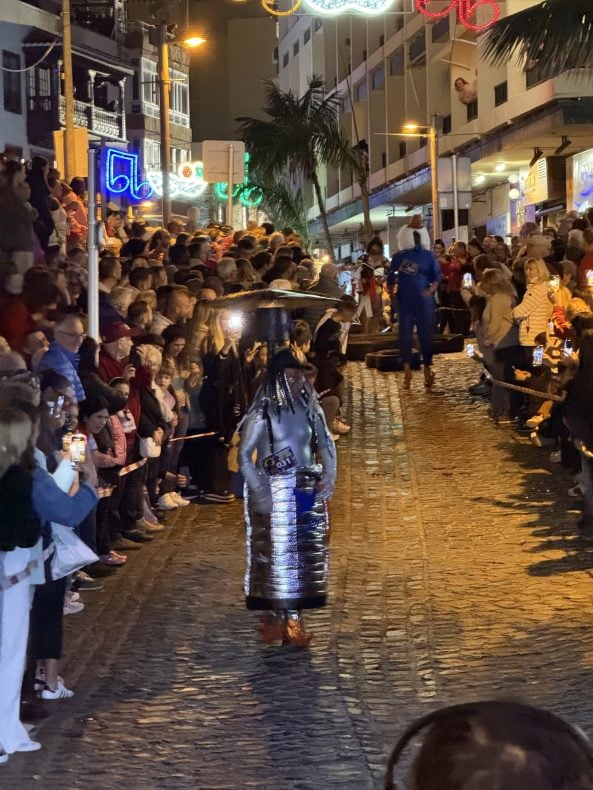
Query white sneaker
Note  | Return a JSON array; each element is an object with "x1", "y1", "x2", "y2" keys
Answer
[
  {"x1": 171, "y1": 492, "x2": 191, "y2": 507},
  {"x1": 66, "y1": 591, "x2": 81, "y2": 603},
  {"x1": 63, "y1": 599, "x2": 84, "y2": 615},
  {"x1": 41, "y1": 681, "x2": 74, "y2": 700},
  {"x1": 157, "y1": 492, "x2": 178, "y2": 511},
  {"x1": 568, "y1": 484, "x2": 583, "y2": 498}
]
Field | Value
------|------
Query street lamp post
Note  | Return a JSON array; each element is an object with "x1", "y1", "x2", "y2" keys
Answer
[
  {"x1": 378, "y1": 121, "x2": 440, "y2": 240},
  {"x1": 402, "y1": 122, "x2": 440, "y2": 241},
  {"x1": 62, "y1": 0, "x2": 76, "y2": 181},
  {"x1": 157, "y1": 20, "x2": 172, "y2": 228}
]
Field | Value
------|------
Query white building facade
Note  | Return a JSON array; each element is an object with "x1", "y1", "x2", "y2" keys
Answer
[{"x1": 277, "y1": 0, "x2": 593, "y2": 256}]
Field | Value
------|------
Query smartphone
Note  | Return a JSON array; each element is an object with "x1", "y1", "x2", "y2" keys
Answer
[
  {"x1": 532, "y1": 345, "x2": 544, "y2": 366},
  {"x1": 548, "y1": 275, "x2": 560, "y2": 291},
  {"x1": 462, "y1": 272, "x2": 473, "y2": 288},
  {"x1": 563, "y1": 339, "x2": 573, "y2": 358},
  {"x1": 587, "y1": 269, "x2": 593, "y2": 288},
  {"x1": 69, "y1": 432, "x2": 87, "y2": 469},
  {"x1": 466, "y1": 343, "x2": 475, "y2": 358}
]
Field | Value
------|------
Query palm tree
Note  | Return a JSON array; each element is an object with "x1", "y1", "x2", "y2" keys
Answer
[
  {"x1": 258, "y1": 182, "x2": 311, "y2": 248},
  {"x1": 482, "y1": 1, "x2": 593, "y2": 75},
  {"x1": 237, "y1": 75, "x2": 353, "y2": 263}
]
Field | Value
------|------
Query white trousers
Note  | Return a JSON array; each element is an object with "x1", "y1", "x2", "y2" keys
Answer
[{"x1": 0, "y1": 580, "x2": 32, "y2": 754}]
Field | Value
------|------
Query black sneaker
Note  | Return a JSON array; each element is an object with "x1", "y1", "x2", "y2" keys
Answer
[
  {"x1": 180, "y1": 484, "x2": 200, "y2": 500},
  {"x1": 197, "y1": 490, "x2": 235, "y2": 504},
  {"x1": 121, "y1": 529, "x2": 155, "y2": 543}
]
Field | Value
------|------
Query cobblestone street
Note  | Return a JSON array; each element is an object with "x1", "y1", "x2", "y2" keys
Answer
[{"x1": 6, "y1": 354, "x2": 593, "y2": 789}]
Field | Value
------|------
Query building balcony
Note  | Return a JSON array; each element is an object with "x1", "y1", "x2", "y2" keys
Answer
[
  {"x1": 27, "y1": 94, "x2": 125, "y2": 148},
  {"x1": 58, "y1": 96, "x2": 124, "y2": 139}
]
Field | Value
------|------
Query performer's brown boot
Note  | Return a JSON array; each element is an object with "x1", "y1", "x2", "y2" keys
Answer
[
  {"x1": 284, "y1": 618, "x2": 313, "y2": 648},
  {"x1": 259, "y1": 614, "x2": 284, "y2": 646},
  {"x1": 403, "y1": 364, "x2": 412, "y2": 390}
]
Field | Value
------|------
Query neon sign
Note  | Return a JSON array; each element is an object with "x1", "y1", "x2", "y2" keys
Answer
[
  {"x1": 105, "y1": 149, "x2": 153, "y2": 201},
  {"x1": 262, "y1": 0, "x2": 396, "y2": 15},
  {"x1": 415, "y1": 0, "x2": 500, "y2": 32},
  {"x1": 214, "y1": 153, "x2": 263, "y2": 208},
  {"x1": 104, "y1": 148, "x2": 260, "y2": 204},
  {"x1": 147, "y1": 161, "x2": 208, "y2": 199}
]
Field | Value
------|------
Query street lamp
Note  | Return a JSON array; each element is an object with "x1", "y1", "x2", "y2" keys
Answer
[
  {"x1": 378, "y1": 120, "x2": 440, "y2": 240},
  {"x1": 157, "y1": 26, "x2": 205, "y2": 227}
]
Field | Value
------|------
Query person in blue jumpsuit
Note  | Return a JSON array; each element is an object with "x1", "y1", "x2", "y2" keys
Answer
[{"x1": 387, "y1": 231, "x2": 441, "y2": 389}]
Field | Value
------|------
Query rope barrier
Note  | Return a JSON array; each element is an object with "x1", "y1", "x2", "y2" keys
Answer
[{"x1": 489, "y1": 378, "x2": 565, "y2": 403}]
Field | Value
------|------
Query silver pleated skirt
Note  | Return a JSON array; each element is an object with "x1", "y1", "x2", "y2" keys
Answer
[{"x1": 244, "y1": 466, "x2": 329, "y2": 611}]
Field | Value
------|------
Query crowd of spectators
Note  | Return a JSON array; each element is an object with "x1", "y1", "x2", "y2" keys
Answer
[
  {"x1": 453, "y1": 211, "x2": 593, "y2": 537},
  {"x1": 0, "y1": 155, "x2": 360, "y2": 762}
]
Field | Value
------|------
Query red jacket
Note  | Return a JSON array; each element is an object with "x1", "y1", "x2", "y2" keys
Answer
[
  {"x1": 439, "y1": 258, "x2": 462, "y2": 292},
  {"x1": 98, "y1": 351, "x2": 151, "y2": 431}
]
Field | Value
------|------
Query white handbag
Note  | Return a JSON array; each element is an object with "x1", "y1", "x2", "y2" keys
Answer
[
  {"x1": 50, "y1": 523, "x2": 99, "y2": 580},
  {"x1": 139, "y1": 436, "x2": 162, "y2": 458}
]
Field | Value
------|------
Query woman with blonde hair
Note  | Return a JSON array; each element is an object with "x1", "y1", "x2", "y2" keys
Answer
[
  {"x1": 188, "y1": 299, "x2": 224, "y2": 359},
  {"x1": 498, "y1": 258, "x2": 553, "y2": 425},
  {"x1": 480, "y1": 269, "x2": 517, "y2": 423}
]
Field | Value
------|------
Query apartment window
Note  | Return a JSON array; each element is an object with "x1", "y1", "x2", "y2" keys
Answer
[
  {"x1": 371, "y1": 65, "x2": 385, "y2": 90},
  {"x1": 282, "y1": 52, "x2": 289, "y2": 68},
  {"x1": 345, "y1": 37, "x2": 351, "y2": 46},
  {"x1": 304, "y1": 28, "x2": 311, "y2": 45},
  {"x1": 342, "y1": 93, "x2": 352, "y2": 113},
  {"x1": 442, "y1": 114, "x2": 452, "y2": 135},
  {"x1": 3, "y1": 52, "x2": 22, "y2": 114},
  {"x1": 379, "y1": 34, "x2": 385, "y2": 47},
  {"x1": 381, "y1": 151, "x2": 387, "y2": 168},
  {"x1": 354, "y1": 79, "x2": 367, "y2": 102},
  {"x1": 142, "y1": 59, "x2": 158, "y2": 105},
  {"x1": 362, "y1": 49, "x2": 367, "y2": 61},
  {"x1": 293, "y1": 40, "x2": 300, "y2": 56},
  {"x1": 389, "y1": 49, "x2": 404, "y2": 76},
  {"x1": 494, "y1": 80, "x2": 508, "y2": 106},
  {"x1": 399, "y1": 141, "x2": 407, "y2": 159},
  {"x1": 171, "y1": 79, "x2": 189, "y2": 116},
  {"x1": 466, "y1": 98, "x2": 478, "y2": 121}
]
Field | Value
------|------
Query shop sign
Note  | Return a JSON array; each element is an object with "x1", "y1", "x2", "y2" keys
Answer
[
  {"x1": 524, "y1": 159, "x2": 548, "y2": 205},
  {"x1": 572, "y1": 148, "x2": 593, "y2": 211}
]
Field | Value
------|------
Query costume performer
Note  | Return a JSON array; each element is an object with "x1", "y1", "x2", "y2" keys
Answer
[
  {"x1": 387, "y1": 230, "x2": 441, "y2": 390},
  {"x1": 239, "y1": 347, "x2": 336, "y2": 647}
]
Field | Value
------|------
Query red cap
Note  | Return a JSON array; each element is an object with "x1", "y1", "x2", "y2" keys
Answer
[{"x1": 101, "y1": 323, "x2": 132, "y2": 343}]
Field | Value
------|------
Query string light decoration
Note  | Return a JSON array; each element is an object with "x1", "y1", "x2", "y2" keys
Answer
[
  {"x1": 415, "y1": 0, "x2": 500, "y2": 32},
  {"x1": 261, "y1": 0, "x2": 303, "y2": 16},
  {"x1": 261, "y1": 0, "x2": 396, "y2": 15}
]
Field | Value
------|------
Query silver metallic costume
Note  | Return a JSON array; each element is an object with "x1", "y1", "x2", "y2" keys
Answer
[{"x1": 239, "y1": 368, "x2": 336, "y2": 614}]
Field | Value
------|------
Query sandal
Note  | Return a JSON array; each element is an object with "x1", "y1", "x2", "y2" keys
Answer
[
  {"x1": 403, "y1": 368, "x2": 412, "y2": 390},
  {"x1": 424, "y1": 368, "x2": 435, "y2": 389}
]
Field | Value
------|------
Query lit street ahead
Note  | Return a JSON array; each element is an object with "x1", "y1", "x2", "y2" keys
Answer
[{"x1": 5, "y1": 354, "x2": 593, "y2": 789}]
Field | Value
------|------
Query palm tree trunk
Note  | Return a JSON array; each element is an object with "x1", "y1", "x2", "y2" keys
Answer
[{"x1": 311, "y1": 170, "x2": 336, "y2": 265}]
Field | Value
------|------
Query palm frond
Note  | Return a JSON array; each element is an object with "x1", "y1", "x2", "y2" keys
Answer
[
  {"x1": 258, "y1": 182, "x2": 311, "y2": 246},
  {"x1": 482, "y1": 0, "x2": 593, "y2": 75}
]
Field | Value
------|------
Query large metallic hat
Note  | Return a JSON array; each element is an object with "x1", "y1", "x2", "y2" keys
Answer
[{"x1": 212, "y1": 287, "x2": 341, "y2": 311}]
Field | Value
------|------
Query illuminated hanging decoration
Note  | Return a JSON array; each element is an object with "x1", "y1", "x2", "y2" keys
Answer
[
  {"x1": 214, "y1": 153, "x2": 264, "y2": 208},
  {"x1": 261, "y1": 0, "x2": 396, "y2": 15},
  {"x1": 415, "y1": 0, "x2": 500, "y2": 32},
  {"x1": 261, "y1": 0, "x2": 303, "y2": 16},
  {"x1": 105, "y1": 149, "x2": 154, "y2": 201},
  {"x1": 147, "y1": 160, "x2": 208, "y2": 199}
]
